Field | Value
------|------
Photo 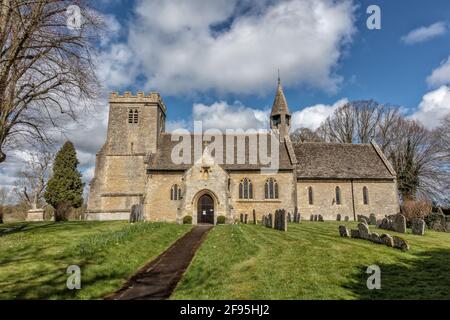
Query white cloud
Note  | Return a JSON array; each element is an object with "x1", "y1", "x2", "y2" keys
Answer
[
  {"x1": 401, "y1": 22, "x2": 447, "y2": 45},
  {"x1": 100, "y1": 0, "x2": 356, "y2": 95},
  {"x1": 193, "y1": 101, "x2": 269, "y2": 130},
  {"x1": 411, "y1": 86, "x2": 450, "y2": 129},
  {"x1": 427, "y1": 56, "x2": 450, "y2": 88},
  {"x1": 291, "y1": 98, "x2": 348, "y2": 130}
]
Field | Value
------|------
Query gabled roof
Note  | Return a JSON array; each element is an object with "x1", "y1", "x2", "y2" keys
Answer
[
  {"x1": 148, "y1": 133, "x2": 293, "y2": 171},
  {"x1": 292, "y1": 142, "x2": 396, "y2": 180}
]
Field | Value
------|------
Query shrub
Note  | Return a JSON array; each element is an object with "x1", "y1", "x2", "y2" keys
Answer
[
  {"x1": 217, "y1": 215, "x2": 226, "y2": 225},
  {"x1": 183, "y1": 215, "x2": 192, "y2": 225},
  {"x1": 401, "y1": 200, "x2": 432, "y2": 227}
]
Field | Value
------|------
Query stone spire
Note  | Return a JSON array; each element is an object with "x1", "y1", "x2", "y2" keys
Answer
[{"x1": 270, "y1": 74, "x2": 291, "y2": 140}]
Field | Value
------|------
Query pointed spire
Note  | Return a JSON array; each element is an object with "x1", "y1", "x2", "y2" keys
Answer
[{"x1": 271, "y1": 74, "x2": 290, "y2": 116}]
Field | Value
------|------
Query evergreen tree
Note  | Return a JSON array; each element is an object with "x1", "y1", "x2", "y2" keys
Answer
[{"x1": 45, "y1": 141, "x2": 84, "y2": 220}]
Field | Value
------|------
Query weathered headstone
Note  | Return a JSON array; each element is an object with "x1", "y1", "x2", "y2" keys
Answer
[
  {"x1": 393, "y1": 236, "x2": 410, "y2": 251},
  {"x1": 358, "y1": 222, "x2": 370, "y2": 240},
  {"x1": 411, "y1": 218, "x2": 425, "y2": 236},
  {"x1": 345, "y1": 216, "x2": 350, "y2": 222},
  {"x1": 261, "y1": 215, "x2": 266, "y2": 226},
  {"x1": 350, "y1": 229, "x2": 360, "y2": 239},
  {"x1": 244, "y1": 214, "x2": 248, "y2": 224},
  {"x1": 240, "y1": 213, "x2": 244, "y2": 223},
  {"x1": 253, "y1": 209, "x2": 257, "y2": 225},
  {"x1": 369, "y1": 214, "x2": 377, "y2": 226},
  {"x1": 379, "y1": 217, "x2": 392, "y2": 230},
  {"x1": 310, "y1": 214, "x2": 314, "y2": 221},
  {"x1": 427, "y1": 213, "x2": 447, "y2": 232},
  {"x1": 288, "y1": 212, "x2": 292, "y2": 223},
  {"x1": 314, "y1": 215, "x2": 318, "y2": 222},
  {"x1": 369, "y1": 232, "x2": 382, "y2": 244},
  {"x1": 337, "y1": 214, "x2": 341, "y2": 222},
  {"x1": 380, "y1": 234, "x2": 394, "y2": 247},
  {"x1": 318, "y1": 215, "x2": 324, "y2": 222},
  {"x1": 268, "y1": 213, "x2": 273, "y2": 228},
  {"x1": 339, "y1": 225, "x2": 350, "y2": 238},
  {"x1": 358, "y1": 215, "x2": 370, "y2": 225},
  {"x1": 392, "y1": 214, "x2": 406, "y2": 233}
]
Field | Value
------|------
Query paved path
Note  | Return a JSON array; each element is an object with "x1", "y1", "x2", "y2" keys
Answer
[{"x1": 107, "y1": 225, "x2": 213, "y2": 300}]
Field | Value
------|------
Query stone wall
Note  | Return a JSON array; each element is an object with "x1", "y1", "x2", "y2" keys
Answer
[
  {"x1": 229, "y1": 171, "x2": 296, "y2": 222},
  {"x1": 144, "y1": 172, "x2": 184, "y2": 223},
  {"x1": 297, "y1": 179, "x2": 399, "y2": 221}
]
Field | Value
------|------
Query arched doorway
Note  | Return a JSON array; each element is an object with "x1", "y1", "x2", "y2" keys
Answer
[{"x1": 197, "y1": 194, "x2": 214, "y2": 224}]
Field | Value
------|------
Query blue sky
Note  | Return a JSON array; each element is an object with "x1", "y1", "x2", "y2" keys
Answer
[
  {"x1": 93, "y1": 0, "x2": 450, "y2": 128},
  {"x1": 2, "y1": 0, "x2": 450, "y2": 193}
]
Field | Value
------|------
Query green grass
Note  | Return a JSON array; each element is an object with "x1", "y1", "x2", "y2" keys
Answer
[
  {"x1": 0, "y1": 221, "x2": 191, "y2": 299},
  {"x1": 172, "y1": 222, "x2": 450, "y2": 300}
]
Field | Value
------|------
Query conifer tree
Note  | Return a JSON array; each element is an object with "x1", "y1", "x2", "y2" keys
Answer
[{"x1": 44, "y1": 142, "x2": 83, "y2": 221}]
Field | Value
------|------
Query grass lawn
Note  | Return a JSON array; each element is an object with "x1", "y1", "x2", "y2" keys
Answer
[
  {"x1": 0, "y1": 221, "x2": 191, "y2": 299},
  {"x1": 172, "y1": 221, "x2": 450, "y2": 300}
]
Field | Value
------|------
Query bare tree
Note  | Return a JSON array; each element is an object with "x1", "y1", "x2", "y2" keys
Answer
[
  {"x1": 0, "y1": 186, "x2": 10, "y2": 223},
  {"x1": 319, "y1": 101, "x2": 449, "y2": 205},
  {"x1": 290, "y1": 127, "x2": 323, "y2": 143},
  {"x1": 13, "y1": 151, "x2": 52, "y2": 210},
  {"x1": 0, "y1": 0, "x2": 102, "y2": 164},
  {"x1": 383, "y1": 119, "x2": 448, "y2": 204}
]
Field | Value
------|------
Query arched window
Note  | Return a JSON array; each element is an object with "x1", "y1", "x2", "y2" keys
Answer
[
  {"x1": 308, "y1": 186, "x2": 314, "y2": 205},
  {"x1": 171, "y1": 184, "x2": 181, "y2": 201},
  {"x1": 265, "y1": 178, "x2": 279, "y2": 199},
  {"x1": 363, "y1": 186, "x2": 369, "y2": 205},
  {"x1": 128, "y1": 109, "x2": 139, "y2": 124},
  {"x1": 239, "y1": 178, "x2": 253, "y2": 199},
  {"x1": 335, "y1": 186, "x2": 341, "y2": 205}
]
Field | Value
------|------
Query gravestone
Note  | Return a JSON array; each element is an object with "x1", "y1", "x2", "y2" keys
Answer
[
  {"x1": 358, "y1": 215, "x2": 370, "y2": 225},
  {"x1": 350, "y1": 229, "x2": 360, "y2": 239},
  {"x1": 369, "y1": 214, "x2": 377, "y2": 226},
  {"x1": 411, "y1": 218, "x2": 425, "y2": 236},
  {"x1": 337, "y1": 214, "x2": 341, "y2": 222},
  {"x1": 393, "y1": 236, "x2": 410, "y2": 251},
  {"x1": 339, "y1": 225, "x2": 350, "y2": 238},
  {"x1": 244, "y1": 214, "x2": 248, "y2": 224},
  {"x1": 288, "y1": 212, "x2": 292, "y2": 223},
  {"x1": 369, "y1": 232, "x2": 382, "y2": 244},
  {"x1": 392, "y1": 214, "x2": 406, "y2": 233},
  {"x1": 344, "y1": 216, "x2": 350, "y2": 222},
  {"x1": 268, "y1": 214, "x2": 273, "y2": 228},
  {"x1": 380, "y1": 234, "x2": 394, "y2": 247},
  {"x1": 379, "y1": 217, "x2": 392, "y2": 230},
  {"x1": 318, "y1": 215, "x2": 324, "y2": 222},
  {"x1": 358, "y1": 222, "x2": 370, "y2": 240},
  {"x1": 240, "y1": 214, "x2": 244, "y2": 223},
  {"x1": 310, "y1": 215, "x2": 314, "y2": 221},
  {"x1": 314, "y1": 215, "x2": 318, "y2": 222},
  {"x1": 253, "y1": 209, "x2": 257, "y2": 224},
  {"x1": 427, "y1": 213, "x2": 446, "y2": 232},
  {"x1": 261, "y1": 215, "x2": 266, "y2": 226}
]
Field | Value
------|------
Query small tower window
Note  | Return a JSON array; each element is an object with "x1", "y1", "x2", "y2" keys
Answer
[
  {"x1": 239, "y1": 178, "x2": 253, "y2": 200},
  {"x1": 128, "y1": 109, "x2": 139, "y2": 124},
  {"x1": 308, "y1": 186, "x2": 314, "y2": 205},
  {"x1": 265, "y1": 178, "x2": 279, "y2": 199},
  {"x1": 363, "y1": 187, "x2": 369, "y2": 205},
  {"x1": 171, "y1": 184, "x2": 181, "y2": 201},
  {"x1": 335, "y1": 186, "x2": 341, "y2": 205}
]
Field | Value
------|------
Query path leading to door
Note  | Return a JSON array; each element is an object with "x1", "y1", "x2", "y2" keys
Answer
[{"x1": 107, "y1": 225, "x2": 213, "y2": 300}]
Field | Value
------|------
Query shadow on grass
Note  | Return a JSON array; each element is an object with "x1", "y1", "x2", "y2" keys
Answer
[{"x1": 344, "y1": 249, "x2": 450, "y2": 300}]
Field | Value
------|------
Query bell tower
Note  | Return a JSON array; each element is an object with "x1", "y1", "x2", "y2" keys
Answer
[{"x1": 270, "y1": 75, "x2": 291, "y2": 140}]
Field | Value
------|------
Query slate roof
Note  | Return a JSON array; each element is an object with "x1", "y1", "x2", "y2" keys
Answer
[
  {"x1": 147, "y1": 133, "x2": 294, "y2": 171},
  {"x1": 292, "y1": 142, "x2": 395, "y2": 180}
]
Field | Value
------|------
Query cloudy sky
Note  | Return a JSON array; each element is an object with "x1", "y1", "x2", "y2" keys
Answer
[{"x1": 2, "y1": 0, "x2": 450, "y2": 197}]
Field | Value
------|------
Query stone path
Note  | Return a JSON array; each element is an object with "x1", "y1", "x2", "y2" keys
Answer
[{"x1": 107, "y1": 225, "x2": 213, "y2": 300}]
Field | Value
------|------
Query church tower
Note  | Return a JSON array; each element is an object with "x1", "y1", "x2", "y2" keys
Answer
[{"x1": 270, "y1": 76, "x2": 291, "y2": 140}]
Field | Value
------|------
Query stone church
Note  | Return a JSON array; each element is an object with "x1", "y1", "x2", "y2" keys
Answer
[{"x1": 86, "y1": 80, "x2": 400, "y2": 223}]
